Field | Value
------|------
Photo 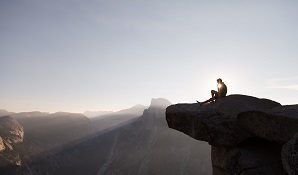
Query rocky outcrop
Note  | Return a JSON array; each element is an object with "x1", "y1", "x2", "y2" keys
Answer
[
  {"x1": 0, "y1": 116, "x2": 24, "y2": 169},
  {"x1": 282, "y1": 133, "x2": 298, "y2": 175},
  {"x1": 166, "y1": 95, "x2": 280, "y2": 147},
  {"x1": 0, "y1": 116, "x2": 24, "y2": 144},
  {"x1": 166, "y1": 95, "x2": 298, "y2": 175}
]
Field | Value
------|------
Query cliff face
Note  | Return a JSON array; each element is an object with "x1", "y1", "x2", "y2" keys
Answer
[
  {"x1": 166, "y1": 95, "x2": 298, "y2": 175},
  {"x1": 93, "y1": 98, "x2": 211, "y2": 175},
  {"x1": 0, "y1": 137, "x2": 5, "y2": 151},
  {"x1": 0, "y1": 116, "x2": 24, "y2": 170}
]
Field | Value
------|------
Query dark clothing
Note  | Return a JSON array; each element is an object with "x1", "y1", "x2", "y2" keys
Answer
[{"x1": 218, "y1": 82, "x2": 227, "y2": 97}]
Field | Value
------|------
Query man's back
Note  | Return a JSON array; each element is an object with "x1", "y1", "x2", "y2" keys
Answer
[{"x1": 219, "y1": 83, "x2": 227, "y2": 97}]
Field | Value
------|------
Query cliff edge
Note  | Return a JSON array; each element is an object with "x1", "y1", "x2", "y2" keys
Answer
[{"x1": 166, "y1": 94, "x2": 298, "y2": 175}]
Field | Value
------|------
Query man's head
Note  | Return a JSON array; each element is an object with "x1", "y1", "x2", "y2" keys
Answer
[{"x1": 217, "y1": 78, "x2": 222, "y2": 84}]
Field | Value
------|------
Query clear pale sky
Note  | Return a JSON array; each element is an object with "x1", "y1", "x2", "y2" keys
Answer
[{"x1": 1, "y1": 0, "x2": 298, "y2": 113}]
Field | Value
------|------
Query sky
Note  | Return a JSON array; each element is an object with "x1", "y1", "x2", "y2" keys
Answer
[{"x1": 1, "y1": 0, "x2": 298, "y2": 113}]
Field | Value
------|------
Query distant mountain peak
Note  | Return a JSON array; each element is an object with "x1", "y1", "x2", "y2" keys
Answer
[
  {"x1": 117, "y1": 104, "x2": 148, "y2": 114},
  {"x1": 131, "y1": 104, "x2": 146, "y2": 109},
  {"x1": 149, "y1": 98, "x2": 172, "y2": 108}
]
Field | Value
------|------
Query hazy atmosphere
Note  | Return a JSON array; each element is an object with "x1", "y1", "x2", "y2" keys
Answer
[{"x1": 1, "y1": 0, "x2": 298, "y2": 113}]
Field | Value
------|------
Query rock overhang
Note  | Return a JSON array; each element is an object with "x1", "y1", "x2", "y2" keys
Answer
[
  {"x1": 166, "y1": 94, "x2": 298, "y2": 174},
  {"x1": 166, "y1": 94, "x2": 282, "y2": 147}
]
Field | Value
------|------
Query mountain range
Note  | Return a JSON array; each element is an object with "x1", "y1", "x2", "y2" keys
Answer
[{"x1": 0, "y1": 98, "x2": 211, "y2": 175}]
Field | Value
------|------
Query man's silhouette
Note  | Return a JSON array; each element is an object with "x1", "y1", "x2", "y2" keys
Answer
[{"x1": 197, "y1": 78, "x2": 227, "y2": 105}]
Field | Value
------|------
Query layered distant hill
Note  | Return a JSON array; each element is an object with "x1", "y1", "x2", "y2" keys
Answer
[
  {"x1": 0, "y1": 109, "x2": 15, "y2": 117},
  {"x1": 0, "y1": 104, "x2": 147, "y2": 154},
  {"x1": 11, "y1": 111, "x2": 92, "y2": 151},
  {"x1": 83, "y1": 111, "x2": 114, "y2": 118},
  {"x1": 0, "y1": 99, "x2": 212, "y2": 175}
]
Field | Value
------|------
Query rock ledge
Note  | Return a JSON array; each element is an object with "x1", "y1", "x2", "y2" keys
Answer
[{"x1": 166, "y1": 95, "x2": 298, "y2": 175}]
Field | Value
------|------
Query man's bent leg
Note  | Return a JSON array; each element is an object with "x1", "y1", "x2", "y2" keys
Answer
[
  {"x1": 211, "y1": 90, "x2": 216, "y2": 98},
  {"x1": 200, "y1": 97, "x2": 215, "y2": 105},
  {"x1": 200, "y1": 90, "x2": 218, "y2": 105},
  {"x1": 211, "y1": 90, "x2": 219, "y2": 98}
]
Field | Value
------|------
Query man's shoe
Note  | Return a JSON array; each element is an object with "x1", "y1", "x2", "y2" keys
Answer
[{"x1": 196, "y1": 100, "x2": 202, "y2": 106}]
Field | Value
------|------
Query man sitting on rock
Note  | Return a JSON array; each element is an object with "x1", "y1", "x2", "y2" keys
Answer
[{"x1": 197, "y1": 78, "x2": 227, "y2": 105}]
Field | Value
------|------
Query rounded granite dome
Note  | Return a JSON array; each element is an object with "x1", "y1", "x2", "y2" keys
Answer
[{"x1": 149, "y1": 98, "x2": 172, "y2": 108}]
